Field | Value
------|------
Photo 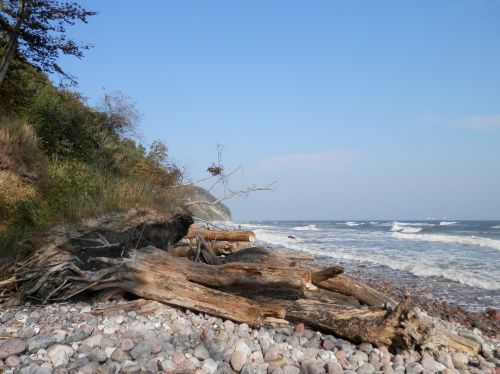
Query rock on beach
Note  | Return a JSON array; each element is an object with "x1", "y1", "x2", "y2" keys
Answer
[{"x1": 0, "y1": 300, "x2": 498, "y2": 374}]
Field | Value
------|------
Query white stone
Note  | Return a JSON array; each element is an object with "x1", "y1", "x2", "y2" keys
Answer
[
  {"x1": 202, "y1": 358, "x2": 218, "y2": 374},
  {"x1": 105, "y1": 347, "x2": 116, "y2": 358},
  {"x1": 47, "y1": 344, "x2": 74, "y2": 367},
  {"x1": 82, "y1": 334, "x2": 102, "y2": 348}
]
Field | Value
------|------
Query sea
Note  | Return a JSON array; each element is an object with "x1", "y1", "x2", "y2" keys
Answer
[{"x1": 221, "y1": 220, "x2": 500, "y2": 312}]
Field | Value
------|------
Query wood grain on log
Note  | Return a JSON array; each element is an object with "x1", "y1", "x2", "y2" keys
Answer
[{"x1": 186, "y1": 228, "x2": 255, "y2": 242}]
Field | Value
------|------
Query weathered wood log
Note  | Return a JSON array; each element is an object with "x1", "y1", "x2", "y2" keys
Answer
[
  {"x1": 186, "y1": 228, "x2": 255, "y2": 242},
  {"x1": 317, "y1": 275, "x2": 397, "y2": 308},
  {"x1": 0, "y1": 210, "x2": 479, "y2": 354},
  {"x1": 220, "y1": 247, "x2": 395, "y2": 308}
]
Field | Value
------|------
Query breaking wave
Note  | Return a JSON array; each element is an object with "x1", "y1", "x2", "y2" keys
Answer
[
  {"x1": 390, "y1": 222, "x2": 423, "y2": 233},
  {"x1": 293, "y1": 224, "x2": 320, "y2": 231},
  {"x1": 392, "y1": 232, "x2": 500, "y2": 251},
  {"x1": 439, "y1": 221, "x2": 458, "y2": 226}
]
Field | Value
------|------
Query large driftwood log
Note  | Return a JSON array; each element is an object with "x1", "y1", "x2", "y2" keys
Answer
[
  {"x1": 0, "y1": 210, "x2": 480, "y2": 354},
  {"x1": 186, "y1": 228, "x2": 255, "y2": 242}
]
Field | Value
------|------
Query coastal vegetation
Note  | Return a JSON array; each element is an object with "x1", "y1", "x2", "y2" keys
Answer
[{"x1": 0, "y1": 2, "x2": 184, "y2": 259}]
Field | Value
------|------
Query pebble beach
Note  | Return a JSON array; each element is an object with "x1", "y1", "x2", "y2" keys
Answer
[{"x1": 0, "y1": 299, "x2": 499, "y2": 374}]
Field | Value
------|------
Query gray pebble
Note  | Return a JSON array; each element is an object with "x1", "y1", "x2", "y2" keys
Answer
[
  {"x1": 405, "y1": 362, "x2": 424, "y2": 374},
  {"x1": 194, "y1": 343, "x2": 210, "y2": 360},
  {"x1": 130, "y1": 341, "x2": 151, "y2": 360},
  {"x1": 356, "y1": 363, "x2": 375, "y2": 374}
]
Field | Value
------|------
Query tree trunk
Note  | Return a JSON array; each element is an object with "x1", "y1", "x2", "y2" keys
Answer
[
  {"x1": 186, "y1": 228, "x2": 255, "y2": 242},
  {"x1": 0, "y1": 2, "x2": 25, "y2": 88}
]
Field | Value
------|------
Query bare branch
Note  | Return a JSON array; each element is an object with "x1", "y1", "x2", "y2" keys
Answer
[{"x1": 184, "y1": 181, "x2": 277, "y2": 206}]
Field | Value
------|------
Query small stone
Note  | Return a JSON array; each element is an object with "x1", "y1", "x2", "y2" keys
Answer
[
  {"x1": 122, "y1": 362, "x2": 141, "y2": 373},
  {"x1": 159, "y1": 358, "x2": 176, "y2": 371},
  {"x1": 130, "y1": 340, "x2": 151, "y2": 360},
  {"x1": 420, "y1": 353, "x2": 436, "y2": 371},
  {"x1": 406, "y1": 362, "x2": 424, "y2": 374},
  {"x1": 88, "y1": 347, "x2": 107, "y2": 362},
  {"x1": 323, "y1": 339, "x2": 336, "y2": 351},
  {"x1": 230, "y1": 349, "x2": 248, "y2": 371},
  {"x1": 458, "y1": 330, "x2": 484, "y2": 345},
  {"x1": 82, "y1": 334, "x2": 102, "y2": 348},
  {"x1": 437, "y1": 352, "x2": 454, "y2": 368},
  {"x1": 53, "y1": 368, "x2": 69, "y2": 374},
  {"x1": 283, "y1": 365, "x2": 300, "y2": 374},
  {"x1": 105, "y1": 347, "x2": 115, "y2": 358},
  {"x1": 382, "y1": 363, "x2": 394, "y2": 374},
  {"x1": 442, "y1": 369, "x2": 461, "y2": 374},
  {"x1": 120, "y1": 338, "x2": 134, "y2": 351},
  {"x1": 356, "y1": 363, "x2": 375, "y2": 374},
  {"x1": 27, "y1": 335, "x2": 57, "y2": 352},
  {"x1": 100, "y1": 361, "x2": 121, "y2": 374},
  {"x1": 1, "y1": 311, "x2": 14, "y2": 322},
  {"x1": 327, "y1": 361, "x2": 344, "y2": 374},
  {"x1": 265, "y1": 344, "x2": 281, "y2": 362},
  {"x1": 20, "y1": 327, "x2": 36, "y2": 339},
  {"x1": 81, "y1": 306, "x2": 92, "y2": 313},
  {"x1": 240, "y1": 363, "x2": 257, "y2": 374},
  {"x1": 294, "y1": 323, "x2": 305, "y2": 333},
  {"x1": 194, "y1": 343, "x2": 210, "y2": 360},
  {"x1": 335, "y1": 350, "x2": 351, "y2": 370},
  {"x1": 451, "y1": 352, "x2": 468, "y2": 369},
  {"x1": 358, "y1": 343, "x2": 373, "y2": 355},
  {"x1": 110, "y1": 348, "x2": 131, "y2": 362},
  {"x1": 202, "y1": 358, "x2": 218, "y2": 373},
  {"x1": 349, "y1": 351, "x2": 368, "y2": 369},
  {"x1": 5, "y1": 355, "x2": 22, "y2": 367},
  {"x1": 0, "y1": 338, "x2": 27, "y2": 359},
  {"x1": 46, "y1": 344, "x2": 74, "y2": 367},
  {"x1": 235, "y1": 339, "x2": 251, "y2": 356},
  {"x1": 79, "y1": 361, "x2": 100, "y2": 374}
]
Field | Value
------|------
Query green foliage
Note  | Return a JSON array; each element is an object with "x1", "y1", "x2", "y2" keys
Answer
[
  {"x1": 0, "y1": 0, "x2": 96, "y2": 86},
  {"x1": 0, "y1": 62, "x2": 183, "y2": 261}
]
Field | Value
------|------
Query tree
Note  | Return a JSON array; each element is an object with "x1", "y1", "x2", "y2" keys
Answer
[{"x1": 0, "y1": 0, "x2": 96, "y2": 88}]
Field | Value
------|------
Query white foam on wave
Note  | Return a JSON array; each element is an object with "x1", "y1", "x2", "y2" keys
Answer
[
  {"x1": 314, "y1": 250, "x2": 500, "y2": 290},
  {"x1": 390, "y1": 222, "x2": 423, "y2": 233},
  {"x1": 492, "y1": 225, "x2": 500, "y2": 229},
  {"x1": 253, "y1": 227, "x2": 500, "y2": 291},
  {"x1": 392, "y1": 232, "x2": 500, "y2": 251},
  {"x1": 254, "y1": 229, "x2": 304, "y2": 248},
  {"x1": 345, "y1": 221, "x2": 360, "y2": 226},
  {"x1": 440, "y1": 221, "x2": 458, "y2": 226},
  {"x1": 293, "y1": 224, "x2": 320, "y2": 231}
]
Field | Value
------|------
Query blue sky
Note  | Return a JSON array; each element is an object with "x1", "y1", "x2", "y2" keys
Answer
[{"x1": 61, "y1": 0, "x2": 500, "y2": 220}]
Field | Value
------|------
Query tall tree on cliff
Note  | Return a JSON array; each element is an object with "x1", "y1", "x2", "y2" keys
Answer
[{"x1": 0, "y1": 0, "x2": 96, "y2": 87}]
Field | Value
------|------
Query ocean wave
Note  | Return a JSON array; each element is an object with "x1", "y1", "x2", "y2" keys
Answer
[
  {"x1": 293, "y1": 224, "x2": 320, "y2": 231},
  {"x1": 345, "y1": 221, "x2": 360, "y2": 226},
  {"x1": 390, "y1": 222, "x2": 423, "y2": 233},
  {"x1": 392, "y1": 232, "x2": 500, "y2": 251},
  {"x1": 254, "y1": 229, "x2": 303, "y2": 248},
  {"x1": 492, "y1": 225, "x2": 500, "y2": 229},
  {"x1": 298, "y1": 247, "x2": 500, "y2": 290},
  {"x1": 440, "y1": 221, "x2": 458, "y2": 226}
]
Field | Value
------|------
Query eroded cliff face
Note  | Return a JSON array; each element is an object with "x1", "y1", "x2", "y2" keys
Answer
[{"x1": 184, "y1": 186, "x2": 231, "y2": 221}]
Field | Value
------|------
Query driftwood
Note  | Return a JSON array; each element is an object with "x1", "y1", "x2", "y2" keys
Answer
[
  {"x1": 186, "y1": 228, "x2": 255, "y2": 242},
  {"x1": 0, "y1": 210, "x2": 480, "y2": 354}
]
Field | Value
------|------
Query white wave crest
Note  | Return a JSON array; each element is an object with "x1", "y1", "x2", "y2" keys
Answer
[
  {"x1": 492, "y1": 225, "x2": 500, "y2": 229},
  {"x1": 345, "y1": 221, "x2": 359, "y2": 226},
  {"x1": 295, "y1": 246, "x2": 500, "y2": 290},
  {"x1": 254, "y1": 229, "x2": 303, "y2": 248},
  {"x1": 293, "y1": 224, "x2": 320, "y2": 231},
  {"x1": 391, "y1": 222, "x2": 423, "y2": 233},
  {"x1": 392, "y1": 232, "x2": 500, "y2": 251},
  {"x1": 440, "y1": 221, "x2": 458, "y2": 226}
]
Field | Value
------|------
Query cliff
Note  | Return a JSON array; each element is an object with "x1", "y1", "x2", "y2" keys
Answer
[{"x1": 185, "y1": 186, "x2": 232, "y2": 221}]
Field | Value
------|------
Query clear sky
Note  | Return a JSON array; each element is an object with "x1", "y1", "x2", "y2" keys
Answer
[{"x1": 60, "y1": 0, "x2": 500, "y2": 220}]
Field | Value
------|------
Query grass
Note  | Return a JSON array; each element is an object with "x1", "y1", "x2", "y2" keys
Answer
[{"x1": 0, "y1": 119, "x2": 182, "y2": 261}]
